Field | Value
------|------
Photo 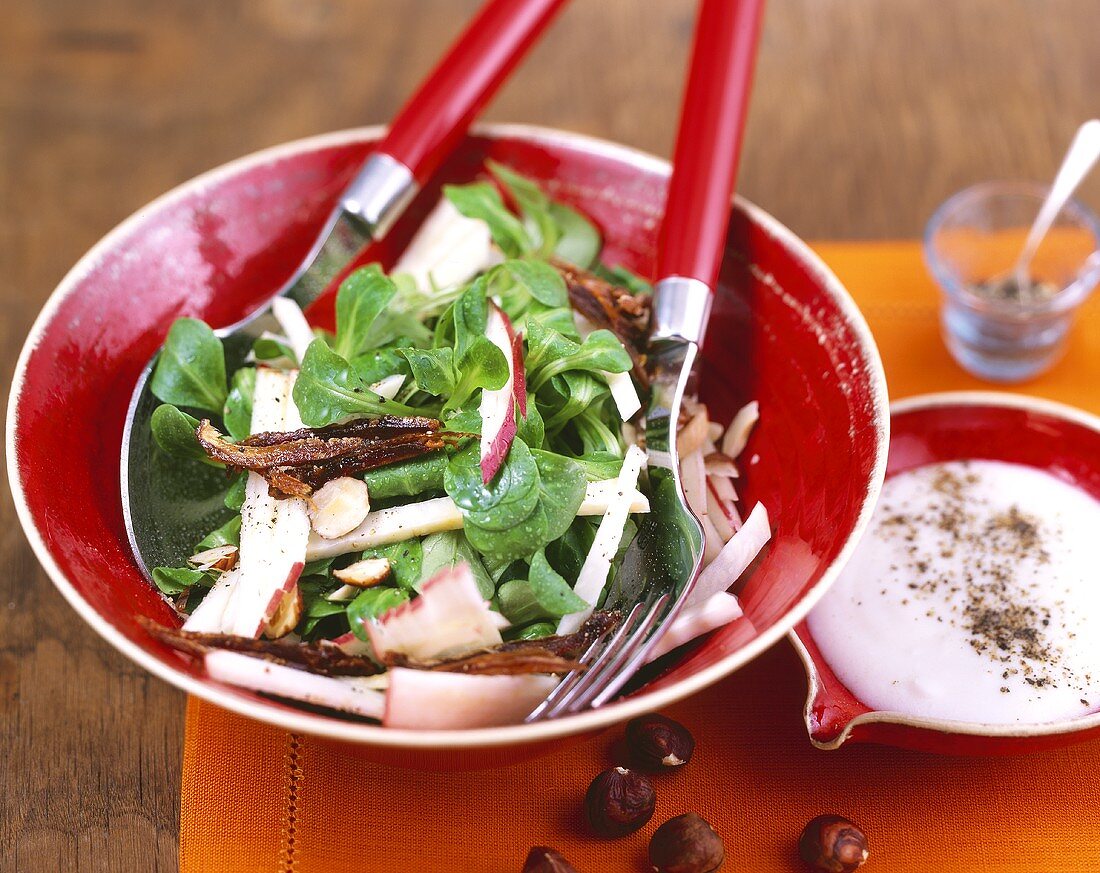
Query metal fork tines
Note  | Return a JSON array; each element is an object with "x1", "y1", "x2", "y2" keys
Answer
[{"x1": 526, "y1": 591, "x2": 676, "y2": 721}]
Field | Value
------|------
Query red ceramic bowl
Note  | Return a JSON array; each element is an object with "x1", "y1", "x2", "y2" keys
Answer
[
  {"x1": 8, "y1": 125, "x2": 888, "y2": 764},
  {"x1": 793, "y1": 391, "x2": 1100, "y2": 755}
]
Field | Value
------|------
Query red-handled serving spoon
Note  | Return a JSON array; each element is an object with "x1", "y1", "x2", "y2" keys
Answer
[
  {"x1": 528, "y1": 0, "x2": 765, "y2": 719},
  {"x1": 122, "y1": 0, "x2": 571, "y2": 577}
]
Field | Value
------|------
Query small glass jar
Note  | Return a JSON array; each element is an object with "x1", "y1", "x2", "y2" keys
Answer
[{"x1": 924, "y1": 181, "x2": 1100, "y2": 382}]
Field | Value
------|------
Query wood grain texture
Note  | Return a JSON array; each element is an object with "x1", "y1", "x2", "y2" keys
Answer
[{"x1": 2, "y1": 0, "x2": 1098, "y2": 869}]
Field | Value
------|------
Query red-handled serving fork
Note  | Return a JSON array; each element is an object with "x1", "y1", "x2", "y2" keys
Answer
[{"x1": 528, "y1": 0, "x2": 766, "y2": 719}]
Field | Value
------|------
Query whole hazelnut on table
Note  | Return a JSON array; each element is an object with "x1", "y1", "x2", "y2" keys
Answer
[
  {"x1": 797, "y1": 815, "x2": 869, "y2": 872},
  {"x1": 584, "y1": 767, "x2": 657, "y2": 837},
  {"x1": 648, "y1": 812, "x2": 724, "y2": 873},
  {"x1": 522, "y1": 846, "x2": 578, "y2": 873},
  {"x1": 625, "y1": 712, "x2": 695, "y2": 770}
]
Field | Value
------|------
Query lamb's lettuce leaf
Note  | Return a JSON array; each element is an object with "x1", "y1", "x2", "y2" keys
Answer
[
  {"x1": 489, "y1": 161, "x2": 559, "y2": 258},
  {"x1": 150, "y1": 404, "x2": 210, "y2": 464},
  {"x1": 361, "y1": 454, "x2": 448, "y2": 500},
  {"x1": 334, "y1": 265, "x2": 398, "y2": 359},
  {"x1": 360, "y1": 539, "x2": 423, "y2": 591},
  {"x1": 195, "y1": 515, "x2": 241, "y2": 551},
  {"x1": 528, "y1": 325, "x2": 632, "y2": 392},
  {"x1": 419, "y1": 530, "x2": 495, "y2": 599},
  {"x1": 495, "y1": 550, "x2": 587, "y2": 624},
  {"x1": 152, "y1": 566, "x2": 207, "y2": 596},
  {"x1": 223, "y1": 472, "x2": 247, "y2": 510},
  {"x1": 223, "y1": 367, "x2": 255, "y2": 442},
  {"x1": 293, "y1": 340, "x2": 428, "y2": 426},
  {"x1": 549, "y1": 201, "x2": 601, "y2": 268},
  {"x1": 446, "y1": 440, "x2": 586, "y2": 563},
  {"x1": 150, "y1": 317, "x2": 227, "y2": 413},
  {"x1": 348, "y1": 586, "x2": 410, "y2": 641},
  {"x1": 443, "y1": 182, "x2": 531, "y2": 258}
]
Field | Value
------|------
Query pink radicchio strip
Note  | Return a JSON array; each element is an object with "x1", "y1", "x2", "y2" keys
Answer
[
  {"x1": 328, "y1": 630, "x2": 374, "y2": 657},
  {"x1": 706, "y1": 476, "x2": 743, "y2": 532},
  {"x1": 511, "y1": 329, "x2": 528, "y2": 418},
  {"x1": 479, "y1": 303, "x2": 523, "y2": 483},
  {"x1": 383, "y1": 668, "x2": 557, "y2": 730},
  {"x1": 365, "y1": 562, "x2": 503, "y2": 661}
]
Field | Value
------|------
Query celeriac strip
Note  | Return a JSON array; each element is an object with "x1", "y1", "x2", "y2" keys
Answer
[
  {"x1": 721, "y1": 400, "x2": 759, "y2": 459},
  {"x1": 270, "y1": 297, "x2": 315, "y2": 366},
  {"x1": 182, "y1": 567, "x2": 241, "y2": 633},
  {"x1": 205, "y1": 650, "x2": 385, "y2": 719},
  {"x1": 393, "y1": 198, "x2": 499, "y2": 293},
  {"x1": 604, "y1": 370, "x2": 642, "y2": 421},
  {"x1": 305, "y1": 481, "x2": 650, "y2": 561},
  {"x1": 685, "y1": 501, "x2": 771, "y2": 608},
  {"x1": 230, "y1": 368, "x2": 312, "y2": 637},
  {"x1": 557, "y1": 445, "x2": 647, "y2": 635},
  {"x1": 574, "y1": 312, "x2": 641, "y2": 421}
]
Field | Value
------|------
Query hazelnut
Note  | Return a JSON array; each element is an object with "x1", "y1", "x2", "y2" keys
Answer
[
  {"x1": 187, "y1": 544, "x2": 239, "y2": 573},
  {"x1": 625, "y1": 713, "x2": 695, "y2": 770},
  {"x1": 522, "y1": 846, "x2": 578, "y2": 873},
  {"x1": 797, "y1": 815, "x2": 869, "y2": 872},
  {"x1": 648, "y1": 813, "x2": 724, "y2": 873},
  {"x1": 584, "y1": 767, "x2": 656, "y2": 837},
  {"x1": 262, "y1": 586, "x2": 303, "y2": 639},
  {"x1": 308, "y1": 476, "x2": 370, "y2": 539},
  {"x1": 333, "y1": 557, "x2": 392, "y2": 588}
]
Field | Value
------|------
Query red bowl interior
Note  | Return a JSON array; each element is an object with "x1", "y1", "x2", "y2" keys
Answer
[
  {"x1": 8, "y1": 125, "x2": 887, "y2": 752},
  {"x1": 794, "y1": 393, "x2": 1100, "y2": 754}
]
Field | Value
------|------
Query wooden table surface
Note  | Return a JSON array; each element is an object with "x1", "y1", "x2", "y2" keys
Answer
[{"x1": 3, "y1": 1, "x2": 1099, "y2": 869}]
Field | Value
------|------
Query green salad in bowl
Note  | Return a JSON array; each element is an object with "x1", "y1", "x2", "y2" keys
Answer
[{"x1": 143, "y1": 163, "x2": 769, "y2": 729}]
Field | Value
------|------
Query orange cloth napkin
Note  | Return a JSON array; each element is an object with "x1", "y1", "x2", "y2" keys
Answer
[{"x1": 180, "y1": 241, "x2": 1100, "y2": 873}]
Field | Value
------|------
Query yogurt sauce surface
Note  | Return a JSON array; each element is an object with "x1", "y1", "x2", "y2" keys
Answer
[{"x1": 808, "y1": 459, "x2": 1100, "y2": 724}]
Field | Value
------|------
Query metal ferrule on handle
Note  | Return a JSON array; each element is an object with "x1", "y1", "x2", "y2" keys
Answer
[
  {"x1": 650, "y1": 276, "x2": 714, "y2": 346},
  {"x1": 340, "y1": 153, "x2": 419, "y2": 240}
]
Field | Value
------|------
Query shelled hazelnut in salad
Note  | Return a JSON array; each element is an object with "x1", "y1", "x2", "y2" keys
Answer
[{"x1": 142, "y1": 163, "x2": 771, "y2": 729}]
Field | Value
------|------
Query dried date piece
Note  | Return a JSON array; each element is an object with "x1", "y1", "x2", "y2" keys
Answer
[
  {"x1": 141, "y1": 618, "x2": 385, "y2": 676},
  {"x1": 142, "y1": 610, "x2": 621, "y2": 678},
  {"x1": 384, "y1": 611, "x2": 622, "y2": 676},
  {"x1": 496, "y1": 610, "x2": 621, "y2": 660},
  {"x1": 386, "y1": 649, "x2": 583, "y2": 676},
  {"x1": 553, "y1": 259, "x2": 650, "y2": 384},
  {"x1": 195, "y1": 417, "x2": 468, "y2": 498}
]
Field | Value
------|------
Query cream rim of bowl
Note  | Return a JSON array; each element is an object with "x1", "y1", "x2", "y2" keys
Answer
[
  {"x1": 796, "y1": 391, "x2": 1100, "y2": 743},
  {"x1": 6, "y1": 123, "x2": 890, "y2": 750}
]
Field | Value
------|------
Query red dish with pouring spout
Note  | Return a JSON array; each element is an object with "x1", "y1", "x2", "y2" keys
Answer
[
  {"x1": 792, "y1": 392, "x2": 1100, "y2": 756},
  {"x1": 8, "y1": 125, "x2": 888, "y2": 767}
]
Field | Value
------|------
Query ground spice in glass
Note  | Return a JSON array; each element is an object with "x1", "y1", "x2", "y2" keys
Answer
[{"x1": 972, "y1": 276, "x2": 1059, "y2": 305}]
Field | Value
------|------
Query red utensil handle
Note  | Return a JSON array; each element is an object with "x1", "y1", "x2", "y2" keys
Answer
[
  {"x1": 657, "y1": 0, "x2": 765, "y2": 288},
  {"x1": 379, "y1": 0, "x2": 568, "y2": 184}
]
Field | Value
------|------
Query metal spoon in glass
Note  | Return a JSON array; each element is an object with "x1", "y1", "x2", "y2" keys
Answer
[{"x1": 1011, "y1": 119, "x2": 1100, "y2": 291}]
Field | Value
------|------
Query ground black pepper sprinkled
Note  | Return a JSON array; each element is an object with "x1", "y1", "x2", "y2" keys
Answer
[{"x1": 873, "y1": 462, "x2": 1089, "y2": 699}]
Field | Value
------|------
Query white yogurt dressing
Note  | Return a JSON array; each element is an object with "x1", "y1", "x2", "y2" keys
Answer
[{"x1": 808, "y1": 460, "x2": 1100, "y2": 724}]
